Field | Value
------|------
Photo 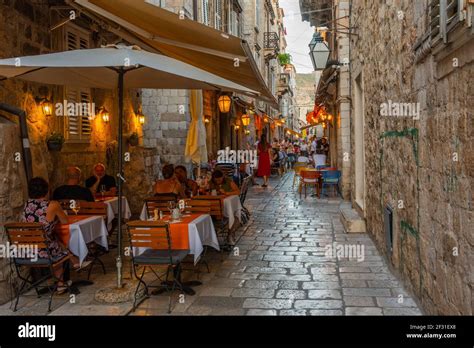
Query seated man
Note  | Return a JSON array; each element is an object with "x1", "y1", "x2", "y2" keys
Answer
[
  {"x1": 53, "y1": 166, "x2": 94, "y2": 202},
  {"x1": 154, "y1": 164, "x2": 186, "y2": 198},
  {"x1": 233, "y1": 163, "x2": 250, "y2": 187},
  {"x1": 209, "y1": 169, "x2": 240, "y2": 197},
  {"x1": 175, "y1": 165, "x2": 198, "y2": 198},
  {"x1": 85, "y1": 163, "x2": 117, "y2": 195}
]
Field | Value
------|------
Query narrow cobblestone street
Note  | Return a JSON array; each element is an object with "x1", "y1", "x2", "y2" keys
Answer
[{"x1": 132, "y1": 173, "x2": 423, "y2": 316}]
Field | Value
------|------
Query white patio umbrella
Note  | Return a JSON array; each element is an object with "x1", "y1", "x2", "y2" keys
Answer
[{"x1": 0, "y1": 44, "x2": 259, "y2": 287}]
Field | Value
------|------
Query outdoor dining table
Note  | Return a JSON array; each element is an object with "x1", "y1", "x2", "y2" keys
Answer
[
  {"x1": 95, "y1": 195, "x2": 132, "y2": 230},
  {"x1": 136, "y1": 212, "x2": 219, "y2": 295},
  {"x1": 56, "y1": 215, "x2": 108, "y2": 266},
  {"x1": 137, "y1": 212, "x2": 219, "y2": 265}
]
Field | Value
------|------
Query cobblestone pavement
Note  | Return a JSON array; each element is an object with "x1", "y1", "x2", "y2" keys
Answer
[
  {"x1": 133, "y1": 173, "x2": 423, "y2": 316},
  {"x1": 0, "y1": 173, "x2": 422, "y2": 316}
]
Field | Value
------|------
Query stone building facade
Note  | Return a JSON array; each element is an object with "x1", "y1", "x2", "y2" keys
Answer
[
  {"x1": 350, "y1": 0, "x2": 473, "y2": 315},
  {"x1": 0, "y1": 0, "x2": 157, "y2": 304}
]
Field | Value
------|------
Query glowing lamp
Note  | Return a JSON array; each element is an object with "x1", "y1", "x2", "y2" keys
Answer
[
  {"x1": 241, "y1": 114, "x2": 251, "y2": 126},
  {"x1": 218, "y1": 95, "x2": 231, "y2": 113}
]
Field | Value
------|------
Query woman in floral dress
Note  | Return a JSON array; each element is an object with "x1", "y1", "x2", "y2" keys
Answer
[{"x1": 23, "y1": 177, "x2": 71, "y2": 292}]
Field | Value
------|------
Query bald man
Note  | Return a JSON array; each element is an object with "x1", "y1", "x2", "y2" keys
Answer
[
  {"x1": 53, "y1": 166, "x2": 94, "y2": 202},
  {"x1": 85, "y1": 163, "x2": 116, "y2": 195}
]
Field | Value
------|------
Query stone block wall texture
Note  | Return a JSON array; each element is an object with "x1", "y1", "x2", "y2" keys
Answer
[{"x1": 350, "y1": 1, "x2": 473, "y2": 315}]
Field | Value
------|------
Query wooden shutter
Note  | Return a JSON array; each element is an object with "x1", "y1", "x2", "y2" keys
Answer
[{"x1": 64, "y1": 25, "x2": 92, "y2": 142}]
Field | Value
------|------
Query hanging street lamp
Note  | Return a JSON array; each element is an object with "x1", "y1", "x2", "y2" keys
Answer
[{"x1": 309, "y1": 31, "x2": 330, "y2": 71}]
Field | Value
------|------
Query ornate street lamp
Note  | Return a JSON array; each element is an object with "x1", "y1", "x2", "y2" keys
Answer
[
  {"x1": 241, "y1": 113, "x2": 250, "y2": 127},
  {"x1": 309, "y1": 31, "x2": 330, "y2": 71},
  {"x1": 37, "y1": 97, "x2": 53, "y2": 117},
  {"x1": 218, "y1": 95, "x2": 231, "y2": 113}
]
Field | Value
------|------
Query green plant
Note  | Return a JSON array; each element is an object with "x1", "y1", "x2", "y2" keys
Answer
[
  {"x1": 46, "y1": 132, "x2": 65, "y2": 145},
  {"x1": 277, "y1": 53, "x2": 292, "y2": 66}
]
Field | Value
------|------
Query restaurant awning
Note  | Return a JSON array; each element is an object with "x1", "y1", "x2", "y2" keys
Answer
[{"x1": 72, "y1": 0, "x2": 279, "y2": 108}]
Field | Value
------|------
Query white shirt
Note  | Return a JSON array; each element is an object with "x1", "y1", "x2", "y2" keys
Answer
[
  {"x1": 300, "y1": 144, "x2": 308, "y2": 151},
  {"x1": 297, "y1": 156, "x2": 310, "y2": 163}
]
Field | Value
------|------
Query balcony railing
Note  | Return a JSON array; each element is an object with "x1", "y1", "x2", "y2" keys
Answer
[{"x1": 264, "y1": 32, "x2": 280, "y2": 51}]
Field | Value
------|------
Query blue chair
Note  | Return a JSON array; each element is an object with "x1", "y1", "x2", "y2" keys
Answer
[
  {"x1": 321, "y1": 170, "x2": 341, "y2": 197},
  {"x1": 316, "y1": 165, "x2": 329, "y2": 170}
]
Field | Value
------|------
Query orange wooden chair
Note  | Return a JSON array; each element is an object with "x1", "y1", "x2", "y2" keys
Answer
[{"x1": 4, "y1": 222, "x2": 72, "y2": 312}]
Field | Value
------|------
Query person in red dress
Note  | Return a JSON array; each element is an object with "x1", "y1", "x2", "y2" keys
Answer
[{"x1": 257, "y1": 135, "x2": 272, "y2": 187}]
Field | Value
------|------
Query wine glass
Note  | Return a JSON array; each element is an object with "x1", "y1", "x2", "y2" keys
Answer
[{"x1": 100, "y1": 185, "x2": 106, "y2": 199}]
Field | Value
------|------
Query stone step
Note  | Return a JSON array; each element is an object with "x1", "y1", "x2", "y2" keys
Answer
[{"x1": 340, "y1": 206, "x2": 366, "y2": 233}]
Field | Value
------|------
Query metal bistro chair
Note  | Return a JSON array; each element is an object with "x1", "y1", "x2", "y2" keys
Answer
[
  {"x1": 4, "y1": 222, "x2": 72, "y2": 312},
  {"x1": 239, "y1": 176, "x2": 252, "y2": 225},
  {"x1": 144, "y1": 193, "x2": 178, "y2": 219},
  {"x1": 127, "y1": 220, "x2": 189, "y2": 313},
  {"x1": 299, "y1": 170, "x2": 322, "y2": 199},
  {"x1": 321, "y1": 170, "x2": 342, "y2": 197},
  {"x1": 194, "y1": 195, "x2": 229, "y2": 255}
]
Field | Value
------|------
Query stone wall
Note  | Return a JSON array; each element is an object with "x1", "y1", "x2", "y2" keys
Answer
[
  {"x1": 350, "y1": 1, "x2": 473, "y2": 315},
  {"x1": 141, "y1": 88, "x2": 190, "y2": 174},
  {"x1": 0, "y1": 1, "x2": 154, "y2": 304}
]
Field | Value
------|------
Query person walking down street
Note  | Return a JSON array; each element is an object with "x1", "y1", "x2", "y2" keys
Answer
[
  {"x1": 257, "y1": 135, "x2": 272, "y2": 187},
  {"x1": 300, "y1": 140, "x2": 309, "y2": 157},
  {"x1": 315, "y1": 138, "x2": 329, "y2": 167}
]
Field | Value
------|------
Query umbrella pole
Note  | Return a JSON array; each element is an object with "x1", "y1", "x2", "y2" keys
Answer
[{"x1": 116, "y1": 68, "x2": 124, "y2": 288}]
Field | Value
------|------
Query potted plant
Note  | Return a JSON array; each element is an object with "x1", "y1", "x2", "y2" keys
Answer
[
  {"x1": 277, "y1": 53, "x2": 292, "y2": 66},
  {"x1": 46, "y1": 132, "x2": 65, "y2": 151},
  {"x1": 128, "y1": 132, "x2": 139, "y2": 146}
]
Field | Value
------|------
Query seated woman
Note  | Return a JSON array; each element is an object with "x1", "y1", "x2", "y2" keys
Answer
[
  {"x1": 175, "y1": 165, "x2": 198, "y2": 198},
  {"x1": 209, "y1": 169, "x2": 240, "y2": 196},
  {"x1": 154, "y1": 164, "x2": 186, "y2": 199},
  {"x1": 22, "y1": 177, "x2": 83, "y2": 294}
]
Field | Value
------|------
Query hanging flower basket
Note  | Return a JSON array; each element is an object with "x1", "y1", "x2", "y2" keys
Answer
[
  {"x1": 128, "y1": 132, "x2": 139, "y2": 146},
  {"x1": 46, "y1": 132, "x2": 65, "y2": 151}
]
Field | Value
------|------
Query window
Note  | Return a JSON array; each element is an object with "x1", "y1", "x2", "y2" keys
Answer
[
  {"x1": 215, "y1": 0, "x2": 222, "y2": 30},
  {"x1": 430, "y1": 0, "x2": 462, "y2": 45},
  {"x1": 202, "y1": 0, "x2": 210, "y2": 25},
  {"x1": 230, "y1": 10, "x2": 240, "y2": 36},
  {"x1": 63, "y1": 25, "x2": 92, "y2": 142},
  {"x1": 255, "y1": 0, "x2": 261, "y2": 29}
]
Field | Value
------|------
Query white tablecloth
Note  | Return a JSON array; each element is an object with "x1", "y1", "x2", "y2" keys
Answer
[
  {"x1": 223, "y1": 195, "x2": 242, "y2": 229},
  {"x1": 68, "y1": 216, "x2": 108, "y2": 266},
  {"x1": 136, "y1": 214, "x2": 219, "y2": 265},
  {"x1": 103, "y1": 197, "x2": 132, "y2": 230}
]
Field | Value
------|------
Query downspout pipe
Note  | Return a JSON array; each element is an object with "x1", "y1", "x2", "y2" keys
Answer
[{"x1": 0, "y1": 103, "x2": 33, "y2": 181}]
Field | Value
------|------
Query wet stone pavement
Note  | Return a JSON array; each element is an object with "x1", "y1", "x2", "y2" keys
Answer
[
  {"x1": 133, "y1": 173, "x2": 423, "y2": 316},
  {"x1": 0, "y1": 173, "x2": 422, "y2": 316}
]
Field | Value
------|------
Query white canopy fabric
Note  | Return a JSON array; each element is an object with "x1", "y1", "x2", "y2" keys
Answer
[{"x1": 0, "y1": 44, "x2": 259, "y2": 94}]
